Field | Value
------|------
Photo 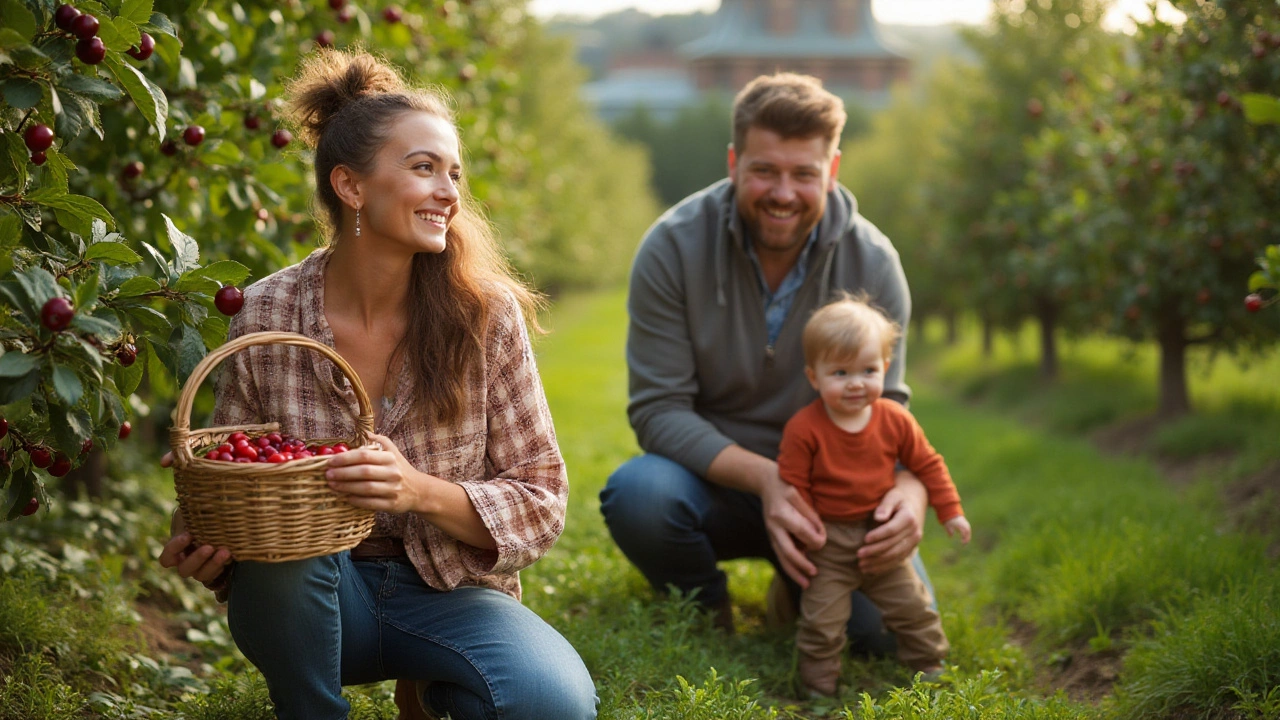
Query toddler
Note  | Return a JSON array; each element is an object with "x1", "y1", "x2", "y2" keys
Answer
[{"x1": 777, "y1": 294, "x2": 971, "y2": 697}]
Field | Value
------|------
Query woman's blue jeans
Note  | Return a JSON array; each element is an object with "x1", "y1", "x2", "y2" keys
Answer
[
  {"x1": 599, "y1": 454, "x2": 935, "y2": 656},
  {"x1": 226, "y1": 552, "x2": 597, "y2": 720}
]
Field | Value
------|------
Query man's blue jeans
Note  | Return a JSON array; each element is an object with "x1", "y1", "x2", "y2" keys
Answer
[
  {"x1": 599, "y1": 454, "x2": 935, "y2": 656},
  {"x1": 226, "y1": 552, "x2": 597, "y2": 720}
]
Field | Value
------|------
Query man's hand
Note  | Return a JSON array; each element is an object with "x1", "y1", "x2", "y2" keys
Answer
[
  {"x1": 857, "y1": 471, "x2": 927, "y2": 575},
  {"x1": 760, "y1": 473, "x2": 826, "y2": 588}
]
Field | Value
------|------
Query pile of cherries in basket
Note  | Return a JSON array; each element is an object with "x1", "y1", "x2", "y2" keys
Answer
[{"x1": 203, "y1": 431, "x2": 350, "y2": 464}]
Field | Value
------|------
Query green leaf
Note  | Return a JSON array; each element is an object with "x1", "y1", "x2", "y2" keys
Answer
[
  {"x1": 162, "y1": 214, "x2": 199, "y2": 275},
  {"x1": 74, "y1": 266, "x2": 100, "y2": 310},
  {"x1": 0, "y1": 369, "x2": 39, "y2": 404},
  {"x1": 15, "y1": 266, "x2": 60, "y2": 310},
  {"x1": 57, "y1": 73, "x2": 124, "y2": 103},
  {"x1": 6, "y1": 468, "x2": 36, "y2": 521},
  {"x1": 144, "y1": 12, "x2": 177, "y2": 38},
  {"x1": 198, "y1": 314, "x2": 229, "y2": 350},
  {"x1": 0, "y1": 351, "x2": 39, "y2": 378},
  {"x1": 103, "y1": 54, "x2": 167, "y2": 139},
  {"x1": 49, "y1": 405, "x2": 92, "y2": 458},
  {"x1": 121, "y1": 0, "x2": 154, "y2": 25},
  {"x1": 140, "y1": 241, "x2": 175, "y2": 281},
  {"x1": 197, "y1": 260, "x2": 251, "y2": 286},
  {"x1": 173, "y1": 271, "x2": 219, "y2": 295},
  {"x1": 2, "y1": 131, "x2": 30, "y2": 193},
  {"x1": 115, "y1": 275, "x2": 161, "y2": 297},
  {"x1": 1242, "y1": 94, "x2": 1280, "y2": 126},
  {"x1": 71, "y1": 311, "x2": 122, "y2": 341},
  {"x1": 202, "y1": 140, "x2": 243, "y2": 167},
  {"x1": 97, "y1": 15, "x2": 141, "y2": 53},
  {"x1": 86, "y1": 241, "x2": 143, "y2": 265},
  {"x1": 170, "y1": 323, "x2": 206, "y2": 382},
  {"x1": 51, "y1": 363, "x2": 84, "y2": 405},
  {"x1": 0, "y1": 0, "x2": 36, "y2": 41},
  {"x1": 1, "y1": 78, "x2": 42, "y2": 109},
  {"x1": 25, "y1": 190, "x2": 114, "y2": 236},
  {"x1": 115, "y1": 344, "x2": 144, "y2": 396},
  {"x1": 125, "y1": 304, "x2": 171, "y2": 333},
  {"x1": 0, "y1": 28, "x2": 28, "y2": 50},
  {"x1": 69, "y1": 336, "x2": 104, "y2": 377}
]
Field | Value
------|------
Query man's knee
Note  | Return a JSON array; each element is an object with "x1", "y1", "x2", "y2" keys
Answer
[{"x1": 600, "y1": 454, "x2": 700, "y2": 533}]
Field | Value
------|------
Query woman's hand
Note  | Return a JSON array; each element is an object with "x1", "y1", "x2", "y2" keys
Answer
[
  {"x1": 325, "y1": 433, "x2": 428, "y2": 514},
  {"x1": 157, "y1": 452, "x2": 233, "y2": 590}
]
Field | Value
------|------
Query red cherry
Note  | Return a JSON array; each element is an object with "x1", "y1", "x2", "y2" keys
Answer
[
  {"x1": 183, "y1": 125, "x2": 206, "y2": 146},
  {"x1": 70, "y1": 13, "x2": 98, "y2": 39},
  {"x1": 234, "y1": 457, "x2": 253, "y2": 463},
  {"x1": 1245, "y1": 293, "x2": 1264, "y2": 313},
  {"x1": 280, "y1": 452, "x2": 295, "y2": 461},
  {"x1": 121, "y1": 161, "x2": 144, "y2": 181},
  {"x1": 41, "y1": 297, "x2": 75, "y2": 332},
  {"x1": 30, "y1": 151, "x2": 47, "y2": 166},
  {"x1": 29, "y1": 447, "x2": 52, "y2": 468},
  {"x1": 1217, "y1": 91, "x2": 1232, "y2": 108},
  {"x1": 332, "y1": 443, "x2": 349, "y2": 453},
  {"x1": 55, "y1": 4, "x2": 81, "y2": 31},
  {"x1": 0, "y1": 418, "x2": 7, "y2": 438},
  {"x1": 1026, "y1": 98, "x2": 1044, "y2": 119},
  {"x1": 24, "y1": 123, "x2": 54, "y2": 152},
  {"x1": 318, "y1": 445, "x2": 335, "y2": 455},
  {"x1": 75, "y1": 37, "x2": 105, "y2": 64},
  {"x1": 116, "y1": 343, "x2": 137, "y2": 366},
  {"x1": 214, "y1": 286, "x2": 244, "y2": 316},
  {"x1": 271, "y1": 129, "x2": 292, "y2": 148},
  {"x1": 118, "y1": 421, "x2": 132, "y2": 440},
  {"x1": 80, "y1": 438, "x2": 93, "y2": 456},
  {"x1": 234, "y1": 445, "x2": 259, "y2": 460},
  {"x1": 315, "y1": 29, "x2": 335, "y2": 48},
  {"x1": 337, "y1": 6, "x2": 354, "y2": 23},
  {"x1": 267, "y1": 453, "x2": 286, "y2": 463},
  {"x1": 228, "y1": 432, "x2": 248, "y2": 443},
  {"x1": 21, "y1": 498, "x2": 39, "y2": 517},
  {"x1": 217, "y1": 452, "x2": 234, "y2": 462},
  {"x1": 127, "y1": 33, "x2": 155, "y2": 61},
  {"x1": 266, "y1": 432, "x2": 282, "y2": 444},
  {"x1": 49, "y1": 454, "x2": 72, "y2": 477},
  {"x1": 244, "y1": 114, "x2": 261, "y2": 131},
  {"x1": 160, "y1": 140, "x2": 178, "y2": 156},
  {"x1": 295, "y1": 450, "x2": 313, "y2": 459},
  {"x1": 233, "y1": 438, "x2": 251, "y2": 450},
  {"x1": 205, "y1": 450, "x2": 219, "y2": 460},
  {"x1": 329, "y1": 0, "x2": 346, "y2": 8},
  {"x1": 256, "y1": 436, "x2": 273, "y2": 448},
  {"x1": 383, "y1": 6, "x2": 403, "y2": 23}
]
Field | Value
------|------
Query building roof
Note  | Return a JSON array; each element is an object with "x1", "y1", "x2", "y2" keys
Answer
[{"x1": 683, "y1": 0, "x2": 907, "y2": 61}]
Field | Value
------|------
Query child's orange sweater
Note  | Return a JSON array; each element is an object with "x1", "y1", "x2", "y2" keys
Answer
[{"x1": 777, "y1": 399, "x2": 963, "y2": 524}]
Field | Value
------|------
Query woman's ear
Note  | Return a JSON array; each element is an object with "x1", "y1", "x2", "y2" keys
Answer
[{"x1": 330, "y1": 165, "x2": 362, "y2": 211}]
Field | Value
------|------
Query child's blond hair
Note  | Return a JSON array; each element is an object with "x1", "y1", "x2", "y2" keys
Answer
[{"x1": 802, "y1": 292, "x2": 902, "y2": 367}]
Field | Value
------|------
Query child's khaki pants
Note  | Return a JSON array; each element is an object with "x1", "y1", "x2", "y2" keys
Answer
[{"x1": 797, "y1": 520, "x2": 949, "y2": 676}]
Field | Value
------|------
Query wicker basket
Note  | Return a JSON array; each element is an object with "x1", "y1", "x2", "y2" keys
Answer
[{"x1": 169, "y1": 331, "x2": 377, "y2": 562}]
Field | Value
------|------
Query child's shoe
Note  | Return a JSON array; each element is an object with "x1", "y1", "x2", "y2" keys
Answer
[{"x1": 798, "y1": 654, "x2": 840, "y2": 698}]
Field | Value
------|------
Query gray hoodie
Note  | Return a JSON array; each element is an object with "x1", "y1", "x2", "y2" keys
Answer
[{"x1": 626, "y1": 178, "x2": 912, "y2": 475}]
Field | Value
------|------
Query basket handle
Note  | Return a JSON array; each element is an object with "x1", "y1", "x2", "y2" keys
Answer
[{"x1": 169, "y1": 331, "x2": 375, "y2": 464}]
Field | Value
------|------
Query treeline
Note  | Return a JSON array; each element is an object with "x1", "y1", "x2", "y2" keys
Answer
[{"x1": 841, "y1": 0, "x2": 1280, "y2": 415}]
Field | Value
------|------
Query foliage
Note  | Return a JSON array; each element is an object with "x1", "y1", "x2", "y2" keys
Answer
[
  {"x1": 613, "y1": 93, "x2": 735, "y2": 207},
  {"x1": 1, "y1": 0, "x2": 659, "y2": 517}
]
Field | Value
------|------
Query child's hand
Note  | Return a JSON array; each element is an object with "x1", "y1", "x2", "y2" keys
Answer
[{"x1": 944, "y1": 516, "x2": 971, "y2": 544}]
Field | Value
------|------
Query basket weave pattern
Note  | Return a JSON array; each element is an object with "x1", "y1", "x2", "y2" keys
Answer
[{"x1": 170, "y1": 332, "x2": 376, "y2": 562}]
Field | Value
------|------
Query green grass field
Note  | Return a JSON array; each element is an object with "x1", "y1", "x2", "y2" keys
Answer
[{"x1": 1, "y1": 288, "x2": 1277, "y2": 719}]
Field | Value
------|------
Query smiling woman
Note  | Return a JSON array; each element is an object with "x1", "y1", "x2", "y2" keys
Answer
[{"x1": 156, "y1": 48, "x2": 597, "y2": 720}]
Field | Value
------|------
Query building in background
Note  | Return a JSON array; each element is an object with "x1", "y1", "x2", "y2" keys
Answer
[{"x1": 581, "y1": 0, "x2": 911, "y2": 120}]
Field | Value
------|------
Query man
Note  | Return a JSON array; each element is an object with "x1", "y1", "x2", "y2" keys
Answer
[{"x1": 600, "y1": 73, "x2": 932, "y2": 651}]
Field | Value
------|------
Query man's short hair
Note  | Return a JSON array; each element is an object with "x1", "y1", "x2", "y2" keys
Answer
[
  {"x1": 732, "y1": 73, "x2": 847, "y2": 156},
  {"x1": 803, "y1": 292, "x2": 901, "y2": 367}
]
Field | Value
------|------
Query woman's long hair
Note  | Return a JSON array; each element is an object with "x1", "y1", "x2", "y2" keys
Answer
[{"x1": 286, "y1": 48, "x2": 541, "y2": 424}]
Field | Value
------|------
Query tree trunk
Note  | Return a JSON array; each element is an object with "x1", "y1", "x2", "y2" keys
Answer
[
  {"x1": 1037, "y1": 297, "x2": 1059, "y2": 381},
  {"x1": 1156, "y1": 312, "x2": 1191, "y2": 417},
  {"x1": 945, "y1": 311, "x2": 958, "y2": 346},
  {"x1": 981, "y1": 313, "x2": 994, "y2": 358}
]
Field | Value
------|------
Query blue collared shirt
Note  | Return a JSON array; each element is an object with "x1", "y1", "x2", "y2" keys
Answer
[{"x1": 745, "y1": 228, "x2": 819, "y2": 347}]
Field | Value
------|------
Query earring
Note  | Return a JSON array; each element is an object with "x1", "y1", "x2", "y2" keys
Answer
[{"x1": 355, "y1": 207, "x2": 361, "y2": 237}]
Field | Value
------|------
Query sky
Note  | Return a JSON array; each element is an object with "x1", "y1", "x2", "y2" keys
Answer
[{"x1": 527, "y1": 0, "x2": 1183, "y2": 31}]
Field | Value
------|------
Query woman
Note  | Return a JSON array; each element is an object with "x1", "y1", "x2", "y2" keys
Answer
[{"x1": 158, "y1": 48, "x2": 597, "y2": 720}]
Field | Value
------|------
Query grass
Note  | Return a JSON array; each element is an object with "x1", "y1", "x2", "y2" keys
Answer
[{"x1": 1, "y1": 289, "x2": 1277, "y2": 717}]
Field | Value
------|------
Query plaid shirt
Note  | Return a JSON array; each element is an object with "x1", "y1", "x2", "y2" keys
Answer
[{"x1": 211, "y1": 249, "x2": 567, "y2": 600}]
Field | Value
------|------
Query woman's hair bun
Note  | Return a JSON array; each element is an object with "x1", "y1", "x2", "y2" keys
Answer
[{"x1": 285, "y1": 48, "x2": 408, "y2": 147}]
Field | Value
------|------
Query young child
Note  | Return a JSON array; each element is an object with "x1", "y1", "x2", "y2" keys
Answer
[{"x1": 777, "y1": 293, "x2": 971, "y2": 697}]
